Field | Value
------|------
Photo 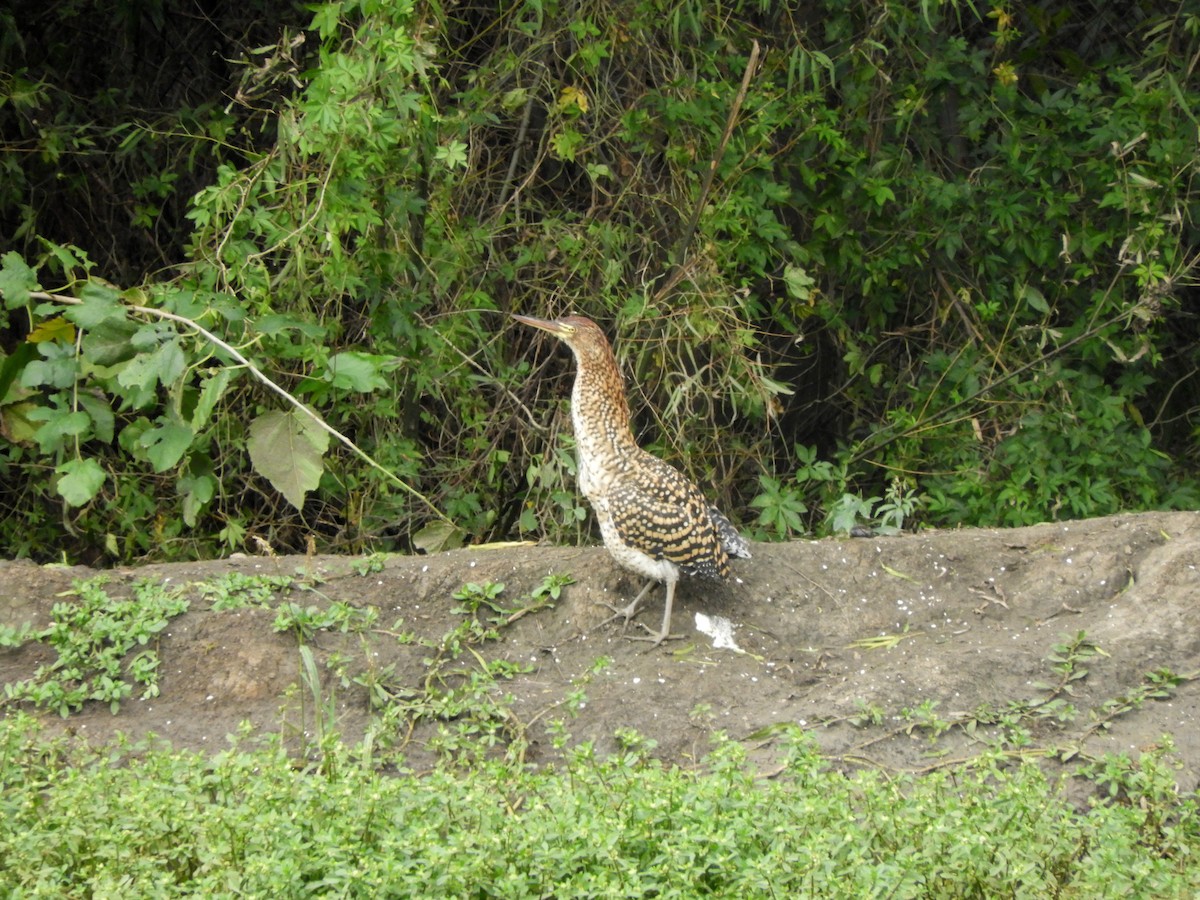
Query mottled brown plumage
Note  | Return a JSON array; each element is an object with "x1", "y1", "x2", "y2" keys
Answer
[{"x1": 513, "y1": 313, "x2": 751, "y2": 645}]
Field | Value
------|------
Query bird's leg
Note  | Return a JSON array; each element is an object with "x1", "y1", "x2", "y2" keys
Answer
[
  {"x1": 628, "y1": 577, "x2": 680, "y2": 647},
  {"x1": 595, "y1": 579, "x2": 657, "y2": 632}
]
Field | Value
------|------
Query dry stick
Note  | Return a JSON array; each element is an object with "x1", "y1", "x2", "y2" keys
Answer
[
  {"x1": 496, "y1": 80, "x2": 541, "y2": 213},
  {"x1": 657, "y1": 40, "x2": 762, "y2": 301},
  {"x1": 33, "y1": 290, "x2": 456, "y2": 528}
]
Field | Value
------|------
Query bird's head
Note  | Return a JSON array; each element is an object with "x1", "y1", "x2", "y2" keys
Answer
[{"x1": 511, "y1": 314, "x2": 612, "y2": 362}]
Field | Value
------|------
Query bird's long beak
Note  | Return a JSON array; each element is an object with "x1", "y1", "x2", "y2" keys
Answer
[{"x1": 512, "y1": 313, "x2": 568, "y2": 336}]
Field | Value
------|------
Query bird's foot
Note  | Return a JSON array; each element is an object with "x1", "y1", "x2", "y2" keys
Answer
[
  {"x1": 593, "y1": 598, "x2": 644, "y2": 633},
  {"x1": 627, "y1": 624, "x2": 684, "y2": 648}
]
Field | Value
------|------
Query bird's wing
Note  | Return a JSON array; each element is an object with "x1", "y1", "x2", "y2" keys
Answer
[{"x1": 605, "y1": 457, "x2": 730, "y2": 579}]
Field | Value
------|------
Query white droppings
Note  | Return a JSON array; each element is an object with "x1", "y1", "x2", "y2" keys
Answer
[{"x1": 695, "y1": 612, "x2": 742, "y2": 652}]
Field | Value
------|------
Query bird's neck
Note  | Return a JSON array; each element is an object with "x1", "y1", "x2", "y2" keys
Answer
[{"x1": 569, "y1": 347, "x2": 638, "y2": 459}]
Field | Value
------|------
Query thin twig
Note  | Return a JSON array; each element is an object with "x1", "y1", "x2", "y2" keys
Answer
[
  {"x1": 32, "y1": 290, "x2": 456, "y2": 528},
  {"x1": 667, "y1": 40, "x2": 762, "y2": 276},
  {"x1": 497, "y1": 72, "x2": 542, "y2": 213}
]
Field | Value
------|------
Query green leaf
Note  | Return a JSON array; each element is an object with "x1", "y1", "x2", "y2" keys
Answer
[
  {"x1": 1, "y1": 400, "x2": 39, "y2": 443},
  {"x1": 434, "y1": 140, "x2": 469, "y2": 169},
  {"x1": 254, "y1": 314, "x2": 326, "y2": 339},
  {"x1": 309, "y1": 2, "x2": 341, "y2": 39},
  {"x1": 117, "y1": 339, "x2": 186, "y2": 391},
  {"x1": 191, "y1": 368, "x2": 233, "y2": 431},
  {"x1": 0, "y1": 252, "x2": 38, "y2": 309},
  {"x1": 782, "y1": 264, "x2": 815, "y2": 302},
  {"x1": 21, "y1": 344, "x2": 77, "y2": 390},
  {"x1": 247, "y1": 409, "x2": 330, "y2": 510},
  {"x1": 320, "y1": 351, "x2": 390, "y2": 393},
  {"x1": 30, "y1": 407, "x2": 91, "y2": 453},
  {"x1": 412, "y1": 520, "x2": 465, "y2": 553},
  {"x1": 77, "y1": 393, "x2": 115, "y2": 444},
  {"x1": 65, "y1": 282, "x2": 126, "y2": 329},
  {"x1": 56, "y1": 458, "x2": 106, "y2": 507},
  {"x1": 1020, "y1": 284, "x2": 1050, "y2": 314},
  {"x1": 139, "y1": 419, "x2": 194, "y2": 472},
  {"x1": 82, "y1": 318, "x2": 139, "y2": 366},
  {"x1": 0, "y1": 341, "x2": 38, "y2": 403},
  {"x1": 179, "y1": 473, "x2": 216, "y2": 527}
]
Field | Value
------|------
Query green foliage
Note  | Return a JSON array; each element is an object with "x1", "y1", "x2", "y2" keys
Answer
[
  {"x1": 371, "y1": 580, "x2": 540, "y2": 766},
  {"x1": 2, "y1": 715, "x2": 1199, "y2": 895},
  {"x1": 272, "y1": 600, "x2": 377, "y2": 642},
  {"x1": 2, "y1": 1, "x2": 1198, "y2": 561},
  {"x1": 2, "y1": 577, "x2": 188, "y2": 716},
  {"x1": 196, "y1": 571, "x2": 297, "y2": 611}
]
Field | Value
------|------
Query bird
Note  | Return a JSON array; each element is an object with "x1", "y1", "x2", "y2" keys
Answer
[{"x1": 512, "y1": 313, "x2": 751, "y2": 646}]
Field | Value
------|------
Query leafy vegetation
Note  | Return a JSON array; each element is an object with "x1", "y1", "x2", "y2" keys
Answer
[
  {"x1": 0, "y1": 570, "x2": 577, "y2": 769},
  {"x1": 2, "y1": 577, "x2": 188, "y2": 716},
  {"x1": 2, "y1": 564, "x2": 1199, "y2": 892},
  {"x1": 1, "y1": 713, "x2": 1198, "y2": 896},
  {"x1": 1, "y1": 1, "x2": 1198, "y2": 563}
]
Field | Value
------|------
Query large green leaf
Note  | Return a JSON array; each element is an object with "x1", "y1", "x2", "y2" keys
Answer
[
  {"x1": 65, "y1": 282, "x2": 126, "y2": 329},
  {"x1": 0, "y1": 252, "x2": 38, "y2": 309},
  {"x1": 82, "y1": 318, "x2": 139, "y2": 367},
  {"x1": 247, "y1": 409, "x2": 330, "y2": 510},
  {"x1": 77, "y1": 393, "x2": 115, "y2": 444},
  {"x1": 0, "y1": 342, "x2": 38, "y2": 404},
  {"x1": 56, "y1": 457, "x2": 106, "y2": 507},
  {"x1": 139, "y1": 419, "x2": 194, "y2": 472},
  {"x1": 320, "y1": 351, "x2": 391, "y2": 393},
  {"x1": 29, "y1": 406, "x2": 91, "y2": 454},
  {"x1": 118, "y1": 339, "x2": 186, "y2": 392}
]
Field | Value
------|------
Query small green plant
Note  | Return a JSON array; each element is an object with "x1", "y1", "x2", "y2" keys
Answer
[
  {"x1": 342, "y1": 577, "x2": 569, "y2": 765},
  {"x1": 196, "y1": 572, "x2": 296, "y2": 611},
  {"x1": 450, "y1": 581, "x2": 507, "y2": 616},
  {"x1": 824, "y1": 634, "x2": 1193, "y2": 773},
  {"x1": 0, "y1": 623, "x2": 35, "y2": 648},
  {"x1": 900, "y1": 699, "x2": 953, "y2": 742},
  {"x1": 874, "y1": 478, "x2": 922, "y2": 534},
  {"x1": 2, "y1": 577, "x2": 189, "y2": 716},
  {"x1": 613, "y1": 726, "x2": 658, "y2": 758},
  {"x1": 1027, "y1": 631, "x2": 1107, "y2": 707},
  {"x1": 450, "y1": 574, "x2": 574, "y2": 624},
  {"x1": 296, "y1": 644, "x2": 340, "y2": 771},
  {"x1": 351, "y1": 554, "x2": 389, "y2": 576},
  {"x1": 272, "y1": 601, "x2": 376, "y2": 642},
  {"x1": 531, "y1": 571, "x2": 575, "y2": 602},
  {"x1": 847, "y1": 698, "x2": 886, "y2": 728},
  {"x1": 827, "y1": 478, "x2": 922, "y2": 536},
  {"x1": 749, "y1": 474, "x2": 808, "y2": 538}
]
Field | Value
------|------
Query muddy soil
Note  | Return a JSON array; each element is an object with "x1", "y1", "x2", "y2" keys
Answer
[{"x1": 2, "y1": 511, "x2": 1198, "y2": 789}]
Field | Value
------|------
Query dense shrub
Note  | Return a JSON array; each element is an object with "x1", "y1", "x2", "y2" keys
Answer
[
  {"x1": 0, "y1": 0, "x2": 1197, "y2": 561},
  {"x1": 2, "y1": 716, "x2": 1199, "y2": 896}
]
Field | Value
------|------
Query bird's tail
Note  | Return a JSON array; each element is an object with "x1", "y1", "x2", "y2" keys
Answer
[{"x1": 709, "y1": 506, "x2": 752, "y2": 559}]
